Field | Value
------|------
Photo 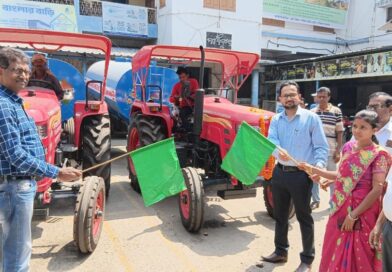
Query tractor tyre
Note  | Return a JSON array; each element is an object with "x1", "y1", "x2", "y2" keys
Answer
[
  {"x1": 263, "y1": 181, "x2": 295, "y2": 220},
  {"x1": 82, "y1": 115, "x2": 111, "y2": 196},
  {"x1": 63, "y1": 117, "x2": 75, "y2": 144},
  {"x1": 73, "y1": 176, "x2": 105, "y2": 254},
  {"x1": 127, "y1": 114, "x2": 166, "y2": 193},
  {"x1": 179, "y1": 167, "x2": 204, "y2": 233}
]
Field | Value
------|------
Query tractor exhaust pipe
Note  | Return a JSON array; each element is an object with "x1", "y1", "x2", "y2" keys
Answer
[{"x1": 193, "y1": 46, "x2": 205, "y2": 137}]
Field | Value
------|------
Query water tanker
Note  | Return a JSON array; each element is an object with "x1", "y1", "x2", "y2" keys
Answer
[{"x1": 86, "y1": 60, "x2": 178, "y2": 132}]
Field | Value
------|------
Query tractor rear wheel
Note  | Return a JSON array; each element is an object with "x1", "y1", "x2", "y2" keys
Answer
[
  {"x1": 179, "y1": 167, "x2": 204, "y2": 233},
  {"x1": 82, "y1": 115, "x2": 111, "y2": 196},
  {"x1": 127, "y1": 114, "x2": 166, "y2": 193},
  {"x1": 263, "y1": 181, "x2": 295, "y2": 220},
  {"x1": 73, "y1": 176, "x2": 105, "y2": 254}
]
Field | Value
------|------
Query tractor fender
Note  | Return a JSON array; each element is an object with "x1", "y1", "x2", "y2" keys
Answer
[
  {"x1": 130, "y1": 101, "x2": 173, "y2": 138},
  {"x1": 200, "y1": 121, "x2": 236, "y2": 160},
  {"x1": 73, "y1": 101, "x2": 109, "y2": 148}
]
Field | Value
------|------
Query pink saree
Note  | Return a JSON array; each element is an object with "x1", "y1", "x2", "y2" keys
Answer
[{"x1": 319, "y1": 141, "x2": 391, "y2": 272}]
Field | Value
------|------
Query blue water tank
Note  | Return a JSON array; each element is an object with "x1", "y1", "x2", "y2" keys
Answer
[
  {"x1": 45, "y1": 58, "x2": 85, "y2": 122},
  {"x1": 86, "y1": 60, "x2": 178, "y2": 123}
]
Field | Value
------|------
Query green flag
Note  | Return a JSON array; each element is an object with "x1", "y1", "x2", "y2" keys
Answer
[
  {"x1": 221, "y1": 121, "x2": 276, "y2": 185},
  {"x1": 130, "y1": 138, "x2": 186, "y2": 206}
]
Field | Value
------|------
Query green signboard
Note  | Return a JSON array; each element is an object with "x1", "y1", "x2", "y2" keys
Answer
[
  {"x1": 264, "y1": 50, "x2": 392, "y2": 83},
  {"x1": 263, "y1": 0, "x2": 350, "y2": 29}
]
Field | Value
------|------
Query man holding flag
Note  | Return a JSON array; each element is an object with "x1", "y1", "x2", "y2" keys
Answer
[{"x1": 262, "y1": 81, "x2": 328, "y2": 272}]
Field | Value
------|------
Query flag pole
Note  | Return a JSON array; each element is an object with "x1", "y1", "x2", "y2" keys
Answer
[
  {"x1": 275, "y1": 146, "x2": 327, "y2": 191},
  {"x1": 81, "y1": 151, "x2": 133, "y2": 173}
]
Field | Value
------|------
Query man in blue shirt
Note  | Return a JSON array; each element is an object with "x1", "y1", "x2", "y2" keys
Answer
[
  {"x1": 262, "y1": 81, "x2": 328, "y2": 272},
  {"x1": 0, "y1": 48, "x2": 81, "y2": 272}
]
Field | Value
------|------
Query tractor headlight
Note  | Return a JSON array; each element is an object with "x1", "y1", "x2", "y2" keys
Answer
[{"x1": 37, "y1": 125, "x2": 48, "y2": 139}]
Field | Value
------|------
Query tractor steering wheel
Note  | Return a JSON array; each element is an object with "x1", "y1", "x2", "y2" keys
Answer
[{"x1": 28, "y1": 79, "x2": 56, "y2": 92}]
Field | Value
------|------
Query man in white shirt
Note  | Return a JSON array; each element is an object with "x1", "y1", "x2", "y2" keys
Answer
[
  {"x1": 369, "y1": 169, "x2": 392, "y2": 271},
  {"x1": 368, "y1": 92, "x2": 392, "y2": 271},
  {"x1": 366, "y1": 92, "x2": 392, "y2": 149}
]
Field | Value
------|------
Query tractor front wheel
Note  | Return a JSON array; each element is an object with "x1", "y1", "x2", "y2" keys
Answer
[
  {"x1": 179, "y1": 167, "x2": 204, "y2": 233},
  {"x1": 82, "y1": 115, "x2": 111, "y2": 196},
  {"x1": 73, "y1": 176, "x2": 105, "y2": 254},
  {"x1": 263, "y1": 181, "x2": 295, "y2": 220},
  {"x1": 127, "y1": 114, "x2": 166, "y2": 193}
]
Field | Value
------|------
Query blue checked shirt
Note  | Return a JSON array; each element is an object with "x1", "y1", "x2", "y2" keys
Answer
[
  {"x1": 268, "y1": 107, "x2": 329, "y2": 168},
  {"x1": 0, "y1": 85, "x2": 59, "y2": 178}
]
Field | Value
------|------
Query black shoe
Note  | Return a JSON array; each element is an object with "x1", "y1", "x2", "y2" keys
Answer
[
  {"x1": 295, "y1": 262, "x2": 311, "y2": 272},
  {"x1": 261, "y1": 252, "x2": 288, "y2": 263},
  {"x1": 310, "y1": 201, "x2": 320, "y2": 210}
]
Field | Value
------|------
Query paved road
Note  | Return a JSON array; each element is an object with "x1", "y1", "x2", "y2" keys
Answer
[{"x1": 31, "y1": 139, "x2": 330, "y2": 272}]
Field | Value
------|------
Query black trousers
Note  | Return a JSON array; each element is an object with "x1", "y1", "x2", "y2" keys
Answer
[
  {"x1": 271, "y1": 166, "x2": 315, "y2": 265},
  {"x1": 383, "y1": 220, "x2": 392, "y2": 272},
  {"x1": 179, "y1": 106, "x2": 193, "y2": 131}
]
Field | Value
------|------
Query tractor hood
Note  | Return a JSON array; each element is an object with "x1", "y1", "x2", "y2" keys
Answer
[
  {"x1": 203, "y1": 96, "x2": 274, "y2": 125},
  {"x1": 19, "y1": 88, "x2": 61, "y2": 124}
]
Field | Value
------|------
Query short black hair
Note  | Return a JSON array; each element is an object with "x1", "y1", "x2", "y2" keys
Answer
[
  {"x1": 0, "y1": 47, "x2": 29, "y2": 69},
  {"x1": 316, "y1": 86, "x2": 331, "y2": 96},
  {"x1": 369, "y1": 92, "x2": 389, "y2": 100},
  {"x1": 278, "y1": 81, "x2": 300, "y2": 96},
  {"x1": 176, "y1": 67, "x2": 189, "y2": 75}
]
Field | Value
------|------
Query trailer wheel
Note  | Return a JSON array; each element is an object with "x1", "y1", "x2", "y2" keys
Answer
[
  {"x1": 127, "y1": 114, "x2": 166, "y2": 193},
  {"x1": 82, "y1": 115, "x2": 111, "y2": 196},
  {"x1": 179, "y1": 167, "x2": 204, "y2": 233},
  {"x1": 73, "y1": 176, "x2": 105, "y2": 254},
  {"x1": 263, "y1": 181, "x2": 295, "y2": 220}
]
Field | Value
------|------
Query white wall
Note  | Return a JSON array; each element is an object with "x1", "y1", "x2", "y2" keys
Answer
[
  {"x1": 157, "y1": 0, "x2": 262, "y2": 53},
  {"x1": 157, "y1": 0, "x2": 392, "y2": 56}
]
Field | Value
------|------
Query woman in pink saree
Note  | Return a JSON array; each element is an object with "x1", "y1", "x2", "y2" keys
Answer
[{"x1": 300, "y1": 110, "x2": 391, "y2": 271}]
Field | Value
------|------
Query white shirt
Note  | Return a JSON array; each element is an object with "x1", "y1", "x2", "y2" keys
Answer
[
  {"x1": 376, "y1": 118, "x2": 392, "y2": 152},
  {"x1": 381, "y1": 118, "x2": 392, "y2": 221},
  {"x1": 384, "y1": 169, "x2": 392, "y2": 221}
]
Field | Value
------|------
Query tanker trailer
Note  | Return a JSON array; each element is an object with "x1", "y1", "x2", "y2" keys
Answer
[{"x1": 86, "y1": 60, "x2": 178, "y2": 134}]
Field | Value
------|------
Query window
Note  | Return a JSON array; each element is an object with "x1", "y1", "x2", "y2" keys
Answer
[
  {"x1": 313, "y1": 26, "x2": 335, "y2": 34},
  {"x1": 79, "y1": 0, "x2": 102, "y2": 17},
  {"x1": 388, "y1": 7, "x2": 392, "y2": 21},
  {"x1": 262, "y1": 18, "x2": 285, "y2": 28},
  {"x1": 204, "y1": 0, "x2": 236, "y2": 12},
  {"x1": 160, "y1": 0, "x2": 166, "y2": 8}
]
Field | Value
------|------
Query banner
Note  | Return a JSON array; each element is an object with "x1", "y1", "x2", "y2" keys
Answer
[
  {"x1": 263, "y1": 0, "x2": 350, "y2": 29},
  {"x1": 264, "y1": 50, "x2": 392, "y2": 82},
  {"x1": 0, "y1": 0, "x2": 77, "y2": 32},
  {"x1": 102, "y1": 2, "x2": 148, "y2": 37}
]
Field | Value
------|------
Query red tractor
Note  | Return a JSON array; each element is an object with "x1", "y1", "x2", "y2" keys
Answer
[
  {"x1": 127, "y1": 45, "x2": 294, "y2": 233},
  {"x1": 0, "y1": 28, "x2": 112, "y2": 253}
]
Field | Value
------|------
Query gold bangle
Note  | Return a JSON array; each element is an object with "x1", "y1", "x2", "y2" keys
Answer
[{"x1": 348, "y1": 212, "x2": 358, "y2": 221}]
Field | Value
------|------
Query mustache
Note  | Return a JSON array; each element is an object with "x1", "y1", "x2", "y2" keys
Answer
[{"x1": 16, "y1": 79, "x2": 28, "y2": 84}]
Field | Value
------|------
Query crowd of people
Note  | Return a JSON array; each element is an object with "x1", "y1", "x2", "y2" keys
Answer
[
  {"x1": 1, "y1": 45, "x2": 391, "y2": 272},
  {"x1": 263, "y1": 80, "x2": 392, "y2": 272}
]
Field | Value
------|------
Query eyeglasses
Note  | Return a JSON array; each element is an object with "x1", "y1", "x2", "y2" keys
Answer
[
  {"x1": 281, "y1": 93, "x2": 298, "y2": 99},
  {"x1": 366, "y1": 104, "x2": 385, "y2": 111},
  {"x1": 7, "y1": 67, "x2": 31, "y2": 76}
]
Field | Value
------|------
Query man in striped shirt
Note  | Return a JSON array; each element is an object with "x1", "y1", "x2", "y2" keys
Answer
[{"x1": 310, "y1": 87, "x2": 344, "y2": 209}]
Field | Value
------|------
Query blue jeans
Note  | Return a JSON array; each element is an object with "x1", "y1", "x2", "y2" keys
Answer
[{"x1": 0, "y1": 179, "x2": 36, "y2": 272}]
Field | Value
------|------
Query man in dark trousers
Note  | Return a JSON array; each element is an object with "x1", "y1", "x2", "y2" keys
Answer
[
  {"x1": 0, "y1": 48, "x2": 81, "y2": 272},
  {"x1": 169, "y1": 67, "x2": 199, "y2": 130},
  {"x1": 262, "y1": 81, "x2": 328, "y2": 272}
]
